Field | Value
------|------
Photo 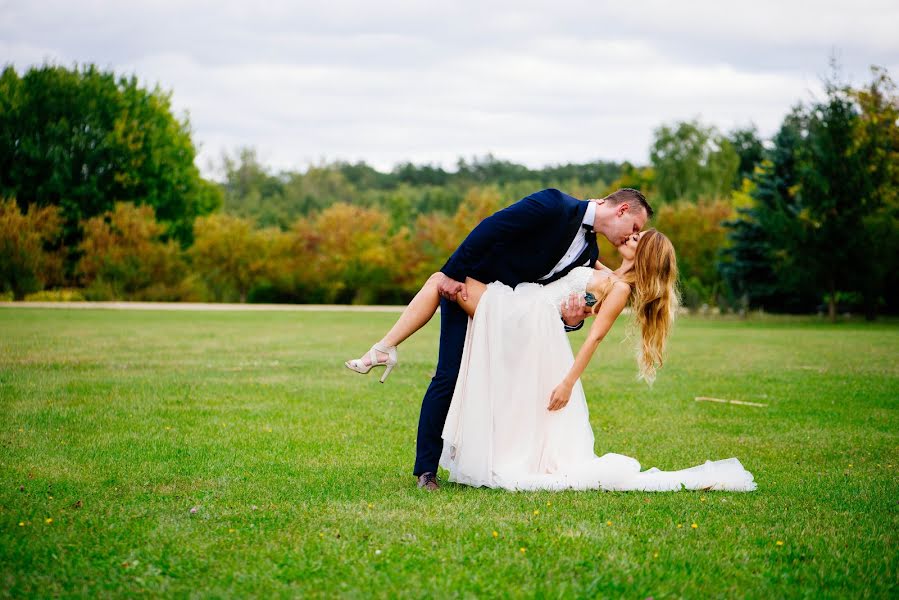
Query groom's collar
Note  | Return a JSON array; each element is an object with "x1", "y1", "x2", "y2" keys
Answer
[{"x1": 582, "y1": 200, "x2": 597, "y2": 232}]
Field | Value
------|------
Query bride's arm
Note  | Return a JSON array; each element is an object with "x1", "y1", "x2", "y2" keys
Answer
[{"x1": 547, "y1": 281, "x2": 631, "y2": 411}]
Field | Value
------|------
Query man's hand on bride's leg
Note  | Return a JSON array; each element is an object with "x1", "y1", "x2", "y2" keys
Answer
[{"x1": 436, "y1": 273, "x2": 467, "y2": 302}]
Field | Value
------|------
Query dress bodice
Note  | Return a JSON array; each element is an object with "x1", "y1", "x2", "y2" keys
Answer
[{"x1": 539, "y1": 266, "x2": 595, "y2": 313}]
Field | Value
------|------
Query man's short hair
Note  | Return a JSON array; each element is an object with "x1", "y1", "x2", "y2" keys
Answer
[{"x1": 605, "y1": 188, "x2": 653, "y2": 219}]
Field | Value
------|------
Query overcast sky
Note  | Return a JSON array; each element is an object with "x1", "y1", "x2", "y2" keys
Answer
[{"x1": 2, "y1": 0, "x2": 898, "y2": 180}]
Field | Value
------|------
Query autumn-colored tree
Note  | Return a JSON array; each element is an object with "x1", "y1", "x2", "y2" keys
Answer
[
  {"x1": 0, "y1": 198, "x2": 63, "y2": 299},
  {"x1": 77, "y1": 202, "x2": 188, "y2": 300},
  {"x1": 190, "y1": 214, "x2": 275, "y2": 302},
  {"x1": 303, "y1": 203, "x2": 419, "y2": 303},
  {"x1": 410, "y1": 211, "x2": 459, "y2": 283},
  {"x1": 654, "y1": 199, "x2": 736, "y2": 308}
]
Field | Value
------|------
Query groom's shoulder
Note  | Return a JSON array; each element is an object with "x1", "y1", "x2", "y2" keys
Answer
[{"x1": 523, "y1": 188, "x2": 581, "y2": 208}]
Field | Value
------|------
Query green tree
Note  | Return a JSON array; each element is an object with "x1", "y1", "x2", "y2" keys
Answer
[
  {"x1": 728, "y1": 125, "x2": 765, "y2": 186},
  {"x1": 719, "y1": 109, "x2": 810, "y2": 312},
  {"x1": 0, "y1": 63, "x2": 221, "y2": 250},
  {"x1": 850, "y1": 67, "x2": 899, "y2": 318},
  {"x1": 650, "y1": 120, "x2": 740, "y2": 203},
  {"x1": 791, "y1": 74, "x2": 872, "y2": 320}
]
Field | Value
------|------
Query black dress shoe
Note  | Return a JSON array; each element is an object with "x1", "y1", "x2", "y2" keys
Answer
[{"x1": 417, "y1": 472, "x2": 439, "y2": 491}]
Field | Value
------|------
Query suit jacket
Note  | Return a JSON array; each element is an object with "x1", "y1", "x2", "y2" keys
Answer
[{"x1": 441, "y1": 188, "x2": 599, "y2": 290}]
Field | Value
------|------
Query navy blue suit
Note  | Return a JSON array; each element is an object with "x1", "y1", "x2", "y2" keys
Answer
[{"x1": 414, "y1": 188, "x2": 599, "y2": 476}]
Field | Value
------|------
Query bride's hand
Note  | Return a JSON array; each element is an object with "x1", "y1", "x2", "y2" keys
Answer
[{"x1": 548, "y1": 381, "x2": 574, "y2": 411}]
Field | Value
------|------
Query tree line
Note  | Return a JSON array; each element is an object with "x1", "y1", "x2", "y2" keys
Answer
[{"x1": 1, "y1": 62, "x2": 896, "y2": 319}]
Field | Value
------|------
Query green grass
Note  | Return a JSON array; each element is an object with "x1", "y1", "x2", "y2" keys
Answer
[{"x1": 1, "y1": 308, "x2": 897, "y2": 598}]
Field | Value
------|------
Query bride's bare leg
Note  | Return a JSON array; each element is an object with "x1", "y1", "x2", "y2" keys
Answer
[
  {"x1": 380, "y1": 273, "x2": 442, "y2": 348},
  {"x1": 348, "y1": 273, "x2": 487, "y2": 369},
  {"x1": 347, "y1": 273, "x2": 442, "y2": 368},
  {"x1": 381, "y1": 274, "x2": 487, "y2": 347}
]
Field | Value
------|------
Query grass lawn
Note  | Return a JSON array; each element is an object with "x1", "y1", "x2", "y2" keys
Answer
[{"x1": 1, "y1": 308, "x2": 897, "y2": 598}]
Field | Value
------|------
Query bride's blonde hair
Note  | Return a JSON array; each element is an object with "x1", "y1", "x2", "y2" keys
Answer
[{"x1": 589, "y1": 229, "x2": 679, "y2": 384}]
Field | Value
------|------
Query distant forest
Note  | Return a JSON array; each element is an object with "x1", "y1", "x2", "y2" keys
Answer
[{"x1": 2, "y1": 62, "x2": 897, "y2": 318}]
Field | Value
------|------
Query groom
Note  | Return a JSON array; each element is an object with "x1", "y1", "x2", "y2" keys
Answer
[{"x1": 415, "y1": 187, "x2": 653, "y2": 490}]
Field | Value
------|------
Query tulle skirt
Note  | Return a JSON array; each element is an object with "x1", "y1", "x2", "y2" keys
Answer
[{"x1": 439, "y1": 281, "x2": 757, "y2": 492}]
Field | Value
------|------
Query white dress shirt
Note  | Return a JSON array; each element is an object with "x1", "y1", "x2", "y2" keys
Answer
[{"x1": 538, "y1": 200, "x2": 597, "y2": 281}]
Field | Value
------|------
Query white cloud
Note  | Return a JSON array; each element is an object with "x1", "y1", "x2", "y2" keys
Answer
[{"x1": 2, "y1": 0, "x2": 897, "y2": 178}]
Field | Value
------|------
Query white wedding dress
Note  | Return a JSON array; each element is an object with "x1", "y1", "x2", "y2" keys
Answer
[{"x1": 439, "y1": 266, "x2": 758, "y2": 492}]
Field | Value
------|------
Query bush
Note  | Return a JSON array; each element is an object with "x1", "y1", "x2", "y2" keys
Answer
[{"x1": 23, "y1": 288, "x2": 86, "y2": 302}]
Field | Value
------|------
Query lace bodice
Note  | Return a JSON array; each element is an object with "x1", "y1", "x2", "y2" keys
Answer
[{"x1": 539, "y1": 266, "x2": 595, "y2": 313}]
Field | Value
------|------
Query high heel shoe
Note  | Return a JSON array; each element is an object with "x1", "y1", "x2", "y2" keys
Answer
[{"x1": 344, "y1": 342, "x2": 398, "y2": 383}]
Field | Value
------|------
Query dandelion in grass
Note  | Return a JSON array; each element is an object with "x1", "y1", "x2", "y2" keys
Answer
[
  {"x1": 776, "y1": 540, "x2": 784, "y2": 546},
  {"x1": 520, "y1": 547, "x2": 526, "y2": 554},
  {"x1": 492, "y1": 531, "x2": 498, "y2": 538},
  {"x1": 691, "y1": 523, "x2": 698, "y2": 529},
  {"x1": 606, "y1": 521, "x2": 612, "y2": 526},
  {"x1": 533, "y1": 509, "x2": 539, "y2": 516},
  {"x1": 45, "y1": 518, "x2": 52, "y2": 524}
]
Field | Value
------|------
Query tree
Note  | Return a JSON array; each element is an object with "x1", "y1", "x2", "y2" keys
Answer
[
  {"x1": 0, "y1": 198, "x2": 63, "y2": 299},
  {"x1": 649, "y1": 120, "x2": 740, "y2": 203},
  {"x1": 719, "y1": 109, "x2": 811, "y2": 312},
  {"x1": 0, "y1": 63, "x2": 221, "y2": 252},
  {"x1": 77, "y1": 202, "x2": 188, "y2": 300},
  {"x1": 791, "y1": 74, "x2": 872, "y2": 321},
  {"x1": 720, "y1": 65, "x2": 899, "y2": 319},
  {"x1": 654, "y1": 199, "x2": 735, "y2": 308},
  {"x1": 301, "y1": 203, "x2": 419, "y2": 304},
  {"x1": 190, "y1": 214, "x2": 274, "y2": 303},
  {"x1": 850, "y1": 67, "x2": 899, "y2": 318},
  {"x1": 728, "y1": 125, "x2": 765, "y2": 186}
]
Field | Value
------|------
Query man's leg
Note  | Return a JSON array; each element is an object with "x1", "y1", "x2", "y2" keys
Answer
[{"x1": 413, "y1": 297, "x2": 468, "y2": 477}]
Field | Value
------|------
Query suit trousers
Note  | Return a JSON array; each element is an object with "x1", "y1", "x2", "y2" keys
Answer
[{"x1": 413, "y1": 297, "x2": 468, "y2": 476}]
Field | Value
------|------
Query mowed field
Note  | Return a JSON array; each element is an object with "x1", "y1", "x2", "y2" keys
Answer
[{"x1": 1, "y1": 307, "x2": 897, "y2": 598}]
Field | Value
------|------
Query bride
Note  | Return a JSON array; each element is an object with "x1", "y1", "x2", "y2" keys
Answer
[{"x1": 345, "y1": 229, "x2": 757, "y2": 492}]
